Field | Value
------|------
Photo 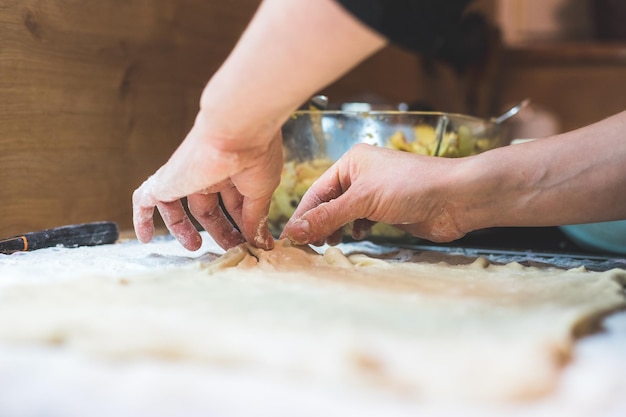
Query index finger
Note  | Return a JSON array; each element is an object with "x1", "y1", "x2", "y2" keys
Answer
[
  {"x1": 279, "y1": 163, "x2": 347, "y2": 242},
  {"x1": 132, "y1": 183, "x2": 157, "y2": 243},
  {"x1": 289, "y1": 163, "x2": 346, "y2": 222}
]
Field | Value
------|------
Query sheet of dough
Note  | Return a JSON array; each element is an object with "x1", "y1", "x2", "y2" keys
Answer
[{"x1": 0, "y1": 240, "x2": 624, "y2": 403}]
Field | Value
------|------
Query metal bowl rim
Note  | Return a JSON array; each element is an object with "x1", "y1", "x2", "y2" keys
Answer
[{"x1": 290, "y1": 110, "x2": 494, "y2": 125}]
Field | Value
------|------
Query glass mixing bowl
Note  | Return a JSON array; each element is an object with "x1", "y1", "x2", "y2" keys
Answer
[{"x1": 269, "y1": 110, "x2": 508, "y2": 241}]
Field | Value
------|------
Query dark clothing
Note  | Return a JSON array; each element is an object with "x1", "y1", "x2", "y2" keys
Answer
[
  {"x1": 336, "y1": 0, "x2": 491, "y2": 74},
  {"x1": 336, "y1": 0, "x2": 472, "y2": 55}
]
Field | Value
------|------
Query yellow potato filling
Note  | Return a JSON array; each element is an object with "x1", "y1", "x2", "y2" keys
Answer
[{"x1": 269, "y1": 124, "x2": 489, "y2": 240}]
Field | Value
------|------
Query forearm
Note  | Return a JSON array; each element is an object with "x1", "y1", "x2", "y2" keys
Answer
[
  {"x1": 199, "y1": 0, "x2": 387, "y2": 150},
  {"x1": 455, "y1": 111, "x2": 626, "y2": 231}
]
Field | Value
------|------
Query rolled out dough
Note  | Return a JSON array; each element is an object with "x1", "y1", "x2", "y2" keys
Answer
[{"x1": 0, "y1": 240, "x2": 624, "y2": 402}]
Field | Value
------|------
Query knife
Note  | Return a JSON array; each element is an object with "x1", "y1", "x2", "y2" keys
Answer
[{"x1": 0, "y1": 221, "x2": 119, "y2": 254}]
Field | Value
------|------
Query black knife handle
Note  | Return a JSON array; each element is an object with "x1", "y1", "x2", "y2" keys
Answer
[{"x1": 0, "y1": 222, "x2": 119, "y2": 254}]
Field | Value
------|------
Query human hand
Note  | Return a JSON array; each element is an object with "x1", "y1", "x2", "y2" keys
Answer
[
  {"x1": 133, "y1": 112, "x2": 283, "y2": 251},
  {"x1": 281, "y1": 144, "x2": 469, "y2": 246},
  {"x1": 132, "y1": 0, "x2": 389, "y2": 251}
]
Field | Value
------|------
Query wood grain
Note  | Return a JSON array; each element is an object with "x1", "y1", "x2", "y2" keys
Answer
[
  {"x1": 0, "y1": 0, "x2": 258, "y2": 237},
  {"x1": 497, "y1": 43, "x2": 626, "y2": 133}
]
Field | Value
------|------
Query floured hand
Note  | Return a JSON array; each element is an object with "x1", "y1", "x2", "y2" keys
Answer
[{"x1": 133, "y1": 113, "x2": 283, "y2": 251}]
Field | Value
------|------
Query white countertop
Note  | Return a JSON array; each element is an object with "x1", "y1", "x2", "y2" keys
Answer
[{"x1": 0, "y1": 234, "x2": 625, "y2": 417}]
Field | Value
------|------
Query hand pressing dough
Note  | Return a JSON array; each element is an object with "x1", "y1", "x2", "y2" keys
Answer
[{"x1": 0, "y1": 240, "x2": 624, "y2": 403}]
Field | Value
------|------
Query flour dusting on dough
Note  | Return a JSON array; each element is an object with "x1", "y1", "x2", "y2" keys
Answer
[{"x1": 0, "y1": 239, "x2": 624, "y2": 403}]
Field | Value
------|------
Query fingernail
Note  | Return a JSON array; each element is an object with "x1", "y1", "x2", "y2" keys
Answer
[
  {"x1": 181, "y1": 232, "x2": 202, "y2": 251},
  {"x1": 228, "y1": 230, "x2": 246, "y2": 246},
  {"x1": 285, "y1": 218, "x2": 310, "y2": 244},
  {"x1": 295, "y1": 218, "x2": 310, "y2": 233}
]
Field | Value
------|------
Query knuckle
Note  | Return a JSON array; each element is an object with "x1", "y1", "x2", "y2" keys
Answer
[
  {"x1": 187, "y1": 195, "x2": 219, "y2": 220},
  {"x1": 308, "y1": 202, "x2": 341, "y2": 239},
  {"x1": 351, "y1": 142, "x2": 370, "y2": 152},
  {"x1": 349, "y1": 143, "x2": 373, "y2": 158},
  {"x1": 311, "y1": 202, "x2": 332, "y2": 226},
  {"x1": 131, "y1": 188, "x2": 145, "y2": 205},
  {"x1": 186, "y1": 199, "x2": 201, "y2": 217}
]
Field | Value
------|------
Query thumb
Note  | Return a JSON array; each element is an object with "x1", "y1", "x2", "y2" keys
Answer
[{"x1": 283, "y1": 192, "x2": 359, "y2": 245}]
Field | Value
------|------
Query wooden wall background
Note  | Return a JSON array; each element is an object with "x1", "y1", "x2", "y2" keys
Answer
[
  {"x1": 1, "y1": 0, "x2": 259, "y2": 237},
  {"x1": 496, "y1": 45, "x2": 626, "y2": 133}
]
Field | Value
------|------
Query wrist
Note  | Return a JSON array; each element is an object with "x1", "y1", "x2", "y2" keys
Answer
[
  {"x1": 197, "y1": 76, "x2": 286, "y2": 152},
  {"x1": 452, "y1": 145, "x2": 550, "y2": 232},
  {"x1": 446, "y1": 151, "x2": 522, "y2": 233}
]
